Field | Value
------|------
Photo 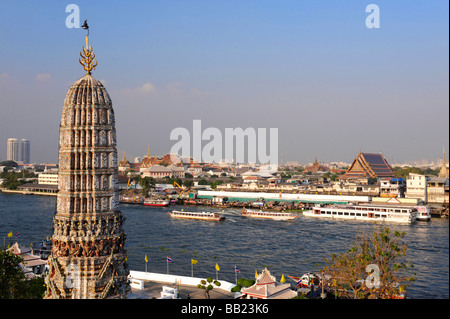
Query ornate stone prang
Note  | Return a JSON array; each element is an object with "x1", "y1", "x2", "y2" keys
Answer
[{"x1": 45, "y1": 55, "x2": 129, "y2": 298}]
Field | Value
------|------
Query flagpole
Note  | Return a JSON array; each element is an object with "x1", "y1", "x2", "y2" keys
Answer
[{"x1": 235, "y1": 265, "x2": 237, "y2": 284}]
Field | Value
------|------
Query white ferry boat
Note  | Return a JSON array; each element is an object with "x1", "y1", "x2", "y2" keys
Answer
[
  {"x1": 415, "y1": 205, "x2": 431, "y2": 221},
  {"x1": 168, "y1": 210, "x2": 225, "y2": 221},
  {"x1": 241, "y1": 208, "x2": 298, "y2": 221},
  {"x1": 303, "y1": 203, "x2": 417, "y2": 223},
  {"x1": 143, "y1": 198, "x2": 170, "y2": 207}
]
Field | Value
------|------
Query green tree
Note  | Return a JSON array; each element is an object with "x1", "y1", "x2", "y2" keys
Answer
[
  {"x1": 197, "y1": 277, "x2": 221, "y2": 299},
  {"x1": 183, "y1": 180, "x2": 194, "y2": 188},
  {"x1": 322, "y1": 226, "x2": 415, "y2": 299},
  {"x1": 0, "y1": 172, "x2": 25, "y2": 190},
  {"x1": 0, "y1": 160, "x2": 18, "y2": 168},
  {"x1": 139, "y1": 177, "x2": 155, "y2": 196},
  {"x1": 392, "y1": 166, "x2": 423, "y2": 179},
  {"x1": 0, "y1": 250, "x2": 45, "y2": 299}
]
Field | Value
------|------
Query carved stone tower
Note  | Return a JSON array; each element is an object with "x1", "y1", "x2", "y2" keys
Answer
[{"x1": 45, "y1": 26, "x2": 129, "y2": 298}]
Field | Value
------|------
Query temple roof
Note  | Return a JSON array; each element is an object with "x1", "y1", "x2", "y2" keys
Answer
[
  {"x1": 241, "y1": 268, "x2": 297, "y2": 299},
  {"x1": 340, "y1": 152, "x2": 393, "y2": 180}
]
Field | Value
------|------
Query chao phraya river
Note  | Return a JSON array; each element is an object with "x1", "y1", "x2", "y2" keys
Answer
[{"x1": 1, "y1": 192, "x2": 448, "y2": 298}]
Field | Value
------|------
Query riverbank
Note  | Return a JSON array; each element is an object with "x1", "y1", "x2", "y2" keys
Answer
[{"x1": 0, "y1": 188, "x2": 57, "y2": 196}]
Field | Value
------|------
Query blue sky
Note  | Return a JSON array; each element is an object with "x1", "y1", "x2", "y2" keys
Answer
[{"x1": 0, "y1": 1, "x2": 448, "y2": 164}]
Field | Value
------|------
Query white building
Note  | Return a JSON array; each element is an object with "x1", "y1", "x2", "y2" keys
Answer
[
  {"x1": 405, "y1": 173, "x2": 427, "y2": 203},
  {"x1": 427, "y1": 177, "x2": 449, "y2": 205},
  {"x1": 7, "y1": 138, "x2": 19, "y2": 161},
  {"x1": 141, "y1": 164, "x2": 185, "y2": 179},
  {"x1": 38, "y1": 172, "x2": 59, "y2": 185}
]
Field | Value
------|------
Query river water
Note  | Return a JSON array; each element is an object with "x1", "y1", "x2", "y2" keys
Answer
[{"x1": 0, "y1": 192, "x2": 448, "y2": 299}]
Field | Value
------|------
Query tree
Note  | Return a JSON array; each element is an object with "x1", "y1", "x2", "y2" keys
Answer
[
  {"x1": 231, "y1": 278, "x2": 255, "y2": 292},
  {"x1": 322, "y1": 226, "x2": 415, "y2": 299},
  {"x1": 197, "y1": 277, "x2": 221, "y2": 299},
  {"x1": 183, "y1": 180, "x2": 194, "y2": 188},
  {"x1": 139, "y1": 177, "x2": 155, "y2": 196},
  {"x1": 0, "y1": 250, "x2": 45, "y2": 299},
  {"x1": 0, "y1": 160, "x2": 18, "y2": 168}
]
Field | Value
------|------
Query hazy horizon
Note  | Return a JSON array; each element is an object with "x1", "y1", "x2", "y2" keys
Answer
[{"x1": 1, "y1": 1, "x2": 448, "y2": 165}]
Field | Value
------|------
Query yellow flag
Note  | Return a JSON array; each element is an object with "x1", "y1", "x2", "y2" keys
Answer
[
  {"x1": 255, "y1": 270, "x2": 258, "y2": 279},
  {"x1": 145, "y1": 254, "x2": 148, "y2": 263},
  {"x1": 280, "y1": 274, "x2": 286, "y2": 284},
  {"x1": 7, "y1": 231, "x2": 13, "y2": 238},
  {"x1": 191, "y1": 259, "x2": 198, "y2": 265},
  {"x1": 215, "y1": 263, "x2": 220, "y2": 271}
]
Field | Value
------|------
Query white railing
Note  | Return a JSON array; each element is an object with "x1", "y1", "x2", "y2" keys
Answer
[{"x1": 128, "y1": 270, "x2": 236, "y2": 292}]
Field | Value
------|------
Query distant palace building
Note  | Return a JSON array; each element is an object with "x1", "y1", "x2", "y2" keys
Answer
[
  {"x1": 438, "y1": 145, "x2": 448, "y2": 178},
  {"x1": 140, "y1": 146, "x2": 175, "y2": 169},
  {"x1": 118, "y1": 152, "x2": 131, "y2": 172},
  {"x1": 303, "y1": 156, "x2": 329, "y2": 174},
  {"x1": 45, "y1": 25, "x2": 129, "y2": 299},
  {"x1": 340, "y1": 152, "x2": 394, "y2": 180}
]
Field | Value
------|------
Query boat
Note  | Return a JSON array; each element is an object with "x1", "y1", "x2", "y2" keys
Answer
[
  {"x1": 415, "y1": 205, "x2": 431, "y2": 221},
  {"x1": 303, "y1": 203, "x2": 417, "y2": 223},
  {"x1": 120, "y1": 195, "x2": 143, "y2": 204},
  {"x1": 168, "y1": 210, "x2": 225, "y2": 221},
  {"x1": 288, "y1": 273, "x2": 321, "y2": 288},
  {"x1": 143, "y1": 198, "x2": 170, "y2": 207},
  {"x1": 252, "y1": 199, "x2": 265, "y2": 207},
  {"x1": 241, "y1": 208, "x2": 298, "y2": 220}
]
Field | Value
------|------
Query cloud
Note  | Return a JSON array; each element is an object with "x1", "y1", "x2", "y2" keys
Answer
[
  {"x1": 117, "y1": 81, "x2": 209, "y2": 99},
  {"x1": 120, "y1": 82, "x2": 157, "y2": 95},
  {"x1": 0, "y1": 72, "x2": 11, "y2": 82},
  {"x1": 35, "y1": 73, "x2": 51, "y2": 82},
  {"x1": 138, "y1": 82, "x2": 156, "y2": 93}
]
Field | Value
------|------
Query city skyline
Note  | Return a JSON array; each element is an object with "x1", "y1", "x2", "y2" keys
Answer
[{"x1": 0, "y1": 1, "x2": 448, "y2": 164}]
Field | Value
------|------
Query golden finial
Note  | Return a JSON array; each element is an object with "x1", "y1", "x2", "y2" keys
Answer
[{"x1": 79, "y1": 20, "x2": 97, "y2": 75}]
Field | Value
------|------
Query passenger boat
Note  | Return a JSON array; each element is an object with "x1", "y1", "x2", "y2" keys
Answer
[
  {"x1": 143, "y1": 198, "x2": 170, "y2": 207},
  {"x1": 303, "y1": 203, "x2": 417, "y2": 223},
  {"x1": 168, "y1": 210, "x2": 225, "y2": 221},
  {"x1": 241, "y1": 208, "x2": 298, "y2": 220},
  {"x1": 415, "y1": 205, "x2": 431, "y2": 221},
  {"x1": 288, "y1": 273, "x2": 321, "y2": 288}
]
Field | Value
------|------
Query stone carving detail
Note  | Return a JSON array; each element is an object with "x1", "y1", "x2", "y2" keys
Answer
[{"x1": 45, "y1": 73, "x2": 129, "y2": 299}]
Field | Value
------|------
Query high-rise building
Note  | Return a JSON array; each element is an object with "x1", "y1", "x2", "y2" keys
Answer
[
  {"x1": 45, "y1": 27, "x2": 129, "y2": 299},
  {"x1": 7, "y1": 138, "x2": 19, "y2": 162},
  {"x1": 20, "y1": 139, "x2": 30, "y2": 164}
]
